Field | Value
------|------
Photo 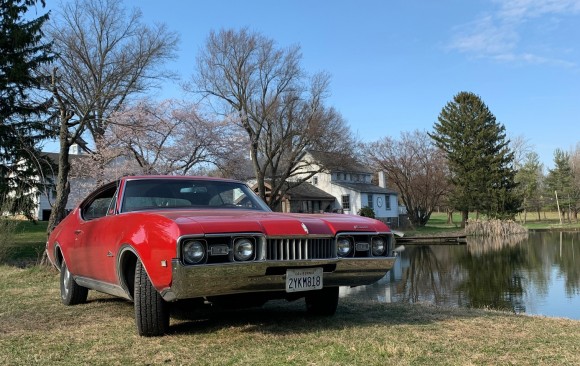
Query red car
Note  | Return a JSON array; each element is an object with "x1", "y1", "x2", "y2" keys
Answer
[{"x1": 46, "y1": 176, "x2": 397, "y2": 336}]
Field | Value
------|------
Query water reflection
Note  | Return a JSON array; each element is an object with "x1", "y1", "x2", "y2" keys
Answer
[{"x1": 340, "y1": 232, "x2": 580, "y2": 320}]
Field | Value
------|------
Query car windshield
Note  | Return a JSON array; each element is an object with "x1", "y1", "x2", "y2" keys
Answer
[{"x1": 120, "y1": 178, "x2": 271, "y2": 213}]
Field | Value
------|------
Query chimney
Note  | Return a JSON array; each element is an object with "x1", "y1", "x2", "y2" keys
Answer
[
  {"x1": 69, "y1": 143, "x2": 81, "y2": 155},
  {"x1": 378, "y1": 171, "x2": 386, "y2": 188}
]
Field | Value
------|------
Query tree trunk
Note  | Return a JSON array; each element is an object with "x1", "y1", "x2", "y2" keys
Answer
[
  {"x1": 46, "y1": 131, "x2": 72, "y2": 236},
  {"x1": 461, "y1": 210, "x2": 468, "y2": 228},
  {"x1": 446, "y1": 209, "x2": 453, "y2": 224},
  {"x1": 43, "y1": 120, "x2": 73, "y2": 266}
]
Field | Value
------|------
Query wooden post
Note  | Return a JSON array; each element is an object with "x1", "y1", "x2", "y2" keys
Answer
[{"x1": 555, "y1": 190, "x2": 562, "y2": 225}]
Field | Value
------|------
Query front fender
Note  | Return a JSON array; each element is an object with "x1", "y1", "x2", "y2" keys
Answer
[{"x1": 114, "y1": 214, "x2": 182, "y2": 293}]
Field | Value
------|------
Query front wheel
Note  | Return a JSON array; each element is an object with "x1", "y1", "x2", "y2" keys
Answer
[
  {"x1": 134, "y1": 260, "x2": 169, "y2": 336},
  {"x1": 305, "y1": 287, "x2": 339, "y2": 316},
  {"x1": 60, "y1": 260, "x2": 88, "y2": 305}
]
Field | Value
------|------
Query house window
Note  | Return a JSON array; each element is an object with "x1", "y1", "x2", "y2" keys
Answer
[
  {"x1": 367, "y1": 194, "x2": 373, "y2": 209},
  {"x1": 384, "y1": 195, "x2": 391, "y2": 210},
  {"x1": 313, "y1": 176, "x2": 318, "y2": 185},
  {"x1": 341, "y1": 195, "x2": 350, "y2": 211}
]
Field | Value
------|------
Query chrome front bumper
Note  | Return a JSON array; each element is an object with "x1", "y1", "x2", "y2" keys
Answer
[{"x1": 161, "y1": 257, "x2": 397, "y2": 302}]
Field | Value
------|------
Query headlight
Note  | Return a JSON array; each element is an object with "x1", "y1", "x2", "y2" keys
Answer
[
  {"x1": 183, "y1": 240, "x2": 205, "y2": 264},
  {"x1": 337, "y1": 238, "x2": 352, "y2": 257},
  {"x1": 371, "y1": 237, "x2": 386, "y2": 256},
  {"x1": 233, "y1": 238, "x2": 254, "y2": 261}
]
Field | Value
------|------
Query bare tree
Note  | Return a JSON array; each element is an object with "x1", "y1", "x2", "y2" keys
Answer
[
  {"x1": 44, "y1": 69, "x2": 91, "y2": 233},
  {"x1": 191, "y1": 28, "x2": 354, "y2": 208},
  {"x1": 109, "y1": 99, "x2": 234, "y2": 175},
  {"x1": 570, "y1": 143, "x2": 580, "y2": 221},
  {"x1": 510, "y1": 134, "x2": 534, "y2": 170},
  {"x1": 48, "y1": 0, "x2": 178, "y2": 144},
  {"x1": 43, "y1": 0, "x2": 178, "y2": 233},
  {"x1": 365, "y1": 130, "x2": 450, "y2": 227}
]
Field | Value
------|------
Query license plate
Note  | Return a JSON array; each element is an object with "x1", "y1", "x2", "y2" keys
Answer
[{"x1": 285, "y1": 267, "x2": 323, "y2": 293}]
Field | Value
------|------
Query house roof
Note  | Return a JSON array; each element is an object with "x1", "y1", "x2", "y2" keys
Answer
[
  {"x1": 333, "y1": 181, "x2": 398, "y2": 195},
  {"x1": 255, "y1": 180, "x2": 336, "y2": 201},
  {"x1": 41, "y1": 152, "x2": 89, "y2": 164},
  {"x1": 284, "y1": 182, "x2": 336, "y2": 201},
  {"x1": 307, "y1": 150, "x2": 371, "y2": 174}
]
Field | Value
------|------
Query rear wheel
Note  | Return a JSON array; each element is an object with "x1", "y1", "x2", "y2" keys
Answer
[
  {"x1": 60, "y1": 260, "x2": 88, "y2": 305},
  {"x1": 134, "y1": 260, "x2": 169, "y2": 336},
  {"x1": 305, "y1": 287, "x2": 339, "y2": 316}
]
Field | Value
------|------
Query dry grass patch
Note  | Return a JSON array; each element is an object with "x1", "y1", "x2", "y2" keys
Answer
[{"x1": 1, "y1": 265, "x2": 580, "y2": 365}]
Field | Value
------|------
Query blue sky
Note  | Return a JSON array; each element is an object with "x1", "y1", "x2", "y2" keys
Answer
[{"x1": 58, "y1": 1, "x2": 580, "y2": 169}]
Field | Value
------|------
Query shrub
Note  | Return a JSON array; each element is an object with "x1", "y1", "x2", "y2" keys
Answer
[
  {"x1": 465, "y1": 219, "x2": 528, "y2": 237},
  {"x1": 358, "y1": 206, "x2": 375, "y2": 219}
]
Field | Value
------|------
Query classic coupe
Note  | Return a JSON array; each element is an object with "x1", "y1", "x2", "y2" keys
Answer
[{"x1": 46, "y1": 176, "x2": 397, "y2": 336}]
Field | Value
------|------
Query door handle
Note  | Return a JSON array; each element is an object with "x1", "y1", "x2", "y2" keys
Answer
[{"x1": 74, "y1": 230, "x2": 82, "y2": 235}]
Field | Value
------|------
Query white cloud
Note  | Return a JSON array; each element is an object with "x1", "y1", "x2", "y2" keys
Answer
[
  {"x1": 493, "y1": 52, "x2": 577, "y2": 67},
  {"x1": 450, "y1": 16, "x2": 518, "y2": 55},
  {"x1": 495, "y1": 0, "x2": 580, "y2": 21},
  {"x1": 449, "y1": 0, "x2": 580, "y2": 67}
]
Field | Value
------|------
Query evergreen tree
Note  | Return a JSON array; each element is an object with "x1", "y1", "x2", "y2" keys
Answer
[
  {"x1": 0, "y1": 0, "x2": 53, "y2": 218},
  {"x1": 545, "y1": 149, "x2": 578, "y2": 221},
  {"x1": 430, "y1": 91, "x2": 521, "y2": 226},
  {"x1": 515, "y1": 152, "x2": 543, "y2": 222}
]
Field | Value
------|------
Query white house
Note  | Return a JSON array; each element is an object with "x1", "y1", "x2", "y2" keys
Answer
[
  {"x1": 33, "y1": 143, "x2": 132, "y2": 221},
  {"x1": 297, "y1": 151, "x2": 400, "y2": 226},
  {"x1": 33, "y1": 144, "x2": 95, "y2": 220}
]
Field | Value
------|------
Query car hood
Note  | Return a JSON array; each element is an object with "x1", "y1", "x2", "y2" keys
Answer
[{"x1": 154, "y1": 209, "x2": 390, "y2": 236}]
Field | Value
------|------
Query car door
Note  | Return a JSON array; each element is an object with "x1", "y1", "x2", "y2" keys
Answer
[{"x1": 73, "y1": 183, "x2": 121, "y2": 284}]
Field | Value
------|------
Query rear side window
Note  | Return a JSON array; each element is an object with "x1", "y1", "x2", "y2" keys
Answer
[{"x1": 81, "y1": 185, "x2": 118, "y2": 220}]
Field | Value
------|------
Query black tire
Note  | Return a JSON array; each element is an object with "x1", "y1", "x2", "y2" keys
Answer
[
  {"x1": 60, "y1": 260, "x2": 88, "y2": 305},
  {"x1": 134, "y1": 260, "x2": 169, "y2": 336},
  {"x1": 305, "y1": 287, "x2": 339, "y2": 316}
]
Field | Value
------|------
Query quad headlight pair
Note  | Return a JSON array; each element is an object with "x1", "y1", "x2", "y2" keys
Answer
[
  {"x1": 336, "y1": 236, "x2": 387, "y2": 257},
  {"x1": 182, "y1": 238, "x2": 255, "y2": 264}
]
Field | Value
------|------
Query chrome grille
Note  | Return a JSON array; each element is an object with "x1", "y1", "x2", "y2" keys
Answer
[{"x1": 266, "y1": 238, "x2": 334, "y2": 260}]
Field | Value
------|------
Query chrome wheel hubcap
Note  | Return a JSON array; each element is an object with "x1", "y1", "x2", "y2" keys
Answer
[{"x1": 62, "y1": 267, "x2": 70, "y2": 297}]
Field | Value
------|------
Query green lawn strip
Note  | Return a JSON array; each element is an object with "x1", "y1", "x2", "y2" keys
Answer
[
  {"x1": 1, "y1": 221, "x2": 48, "y2": 264},
  {"x1": 404, "y1": 212, "x2": 580, "y2": 237}
]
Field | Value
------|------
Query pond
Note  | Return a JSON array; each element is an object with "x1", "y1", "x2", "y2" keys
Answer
[{"x1": 340, "y1": 231, "x2": 580, "y2": 320}]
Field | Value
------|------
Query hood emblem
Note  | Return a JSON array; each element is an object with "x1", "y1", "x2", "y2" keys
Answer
[
  {"x1": 301, "y1": 223, "x2": 309, "y2": 234},
  {"x1": 354, "y1": 225, "x2": 368, "y2": 230}
]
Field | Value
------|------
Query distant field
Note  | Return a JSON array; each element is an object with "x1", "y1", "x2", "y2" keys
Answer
[
  {"x1": 407, "y1": 211, "x2": 580, "y2": 236},
  {"x1": 2, "y1": 211, "x2": 579, "y2": 263}
]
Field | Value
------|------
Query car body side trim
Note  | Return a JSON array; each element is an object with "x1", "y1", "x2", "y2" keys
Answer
[{"x1": 74, "y1": 276, "x2": 132, "y2": 301}]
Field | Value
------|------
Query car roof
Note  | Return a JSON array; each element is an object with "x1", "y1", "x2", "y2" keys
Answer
[{"x1": 122, "y1": 175, "x2": 241, "y2": 183}]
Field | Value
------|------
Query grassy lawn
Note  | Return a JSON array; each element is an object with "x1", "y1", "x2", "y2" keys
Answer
[
  {"x1": 0, "y1": 220, "x2": 48, "y2": 265},
  {"x1": 0, "y1": 265, "x2": 579, "y2": 365},
  {"x1": 2, "y1": 218, "x2": 580, "y2": 364}
]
